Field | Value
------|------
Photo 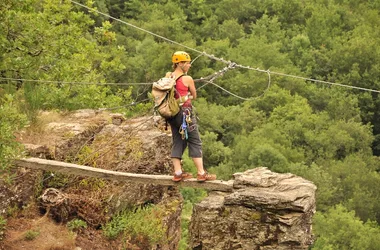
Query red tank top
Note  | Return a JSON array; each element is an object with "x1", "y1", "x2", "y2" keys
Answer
[{"x1": 175, "y1": 76, "x2": 191, "y2": 106}]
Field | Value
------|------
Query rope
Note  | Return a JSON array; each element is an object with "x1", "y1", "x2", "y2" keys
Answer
[
  {"x1": 269, "y1": 71, "x2": 380, "y2": 93},
  {"x1": 0, "y1": 77, "x2": 151, "y2": 86},
  {"x1": 69, "y1": 0, "x2": 205, "y2": 56},
  {"x1": 190, "y1": 52, "x2": 205, "y2": 65},
  {"x1": 1, "y1": 73, "x2": 259, "y2": 101},
  {"x1": 67, "y1": 1, "x2": 236, "y2": 68},
  {"x1": 234, "y1": 64, "x2": 380, "y2": 94},
  {"x1": 5, "y1": 0, "x2": 378, "y2": 105},
  {"x1": 68, "y1": 0, "x2": 380, "y2": 94},
  {"x1": 195, "y1": 63, "x2": 271, "y2": 100},
  {"x1": 195, "y1": 63, "x2": 237, "y2": 90},
  {"x1": 97, "y1": 98, "x2": 151, "y2": 111},
  {"x1": 198, "y1": 71, "x2": 271, "y2": 101}
]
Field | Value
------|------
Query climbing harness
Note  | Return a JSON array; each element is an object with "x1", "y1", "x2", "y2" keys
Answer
[
  {"x1": 176, "y1": 94, "x2": 191, "y2": 106},
  {"x1": 179, "y1": 108, "x2": 192, "y2": 140},
  {"x1": 179, "y1": 114, "x2": 188, "y2": 140}
]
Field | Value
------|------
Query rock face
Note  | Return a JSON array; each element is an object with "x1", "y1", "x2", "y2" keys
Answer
[
  {"x1": 7, "y1": 110, "x2": 317, "y2": 250},
  {"x1": 189, "y1": 167, "x2": 316, "y2": 250},
  {"x1": 10, "y1": 110, "x2": 181, "y2": 249}
]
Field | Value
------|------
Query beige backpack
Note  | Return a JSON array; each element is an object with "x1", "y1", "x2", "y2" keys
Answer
[{"x1": 152, "y1": 74, "x2": 183, "y2": 119}]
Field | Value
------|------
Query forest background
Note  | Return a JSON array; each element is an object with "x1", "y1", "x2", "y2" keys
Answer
[{"x1": 1, "y1": 0, "x2": 380, "y2": 249}]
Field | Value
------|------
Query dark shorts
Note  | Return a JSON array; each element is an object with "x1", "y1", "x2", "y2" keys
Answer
[{"x1": 167, "y1": 106, "x2": 202, "y2": 159}]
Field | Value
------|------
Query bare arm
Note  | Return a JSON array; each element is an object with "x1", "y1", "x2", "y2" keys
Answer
[{"x1": 183, "y1": 75, "x2": 197, "y2": 100}]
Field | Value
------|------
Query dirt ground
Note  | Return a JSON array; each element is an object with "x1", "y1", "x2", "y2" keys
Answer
[
  {"x1": 0, "y1": 205, "x2": 124, "y2": 250},
  {"x1": 1, "y1": 111, "x2": 176, "y2": 250}
]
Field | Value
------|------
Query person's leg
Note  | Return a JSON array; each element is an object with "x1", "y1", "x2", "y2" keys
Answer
[
  {"x1": 169, "y1": 112, "x2": 186, "y2": 162},
  {"x1": 186, "y1": 110, "x2": 204, "y2": 174},
  {"x1": 172, "y1": 157, "x2": 182, "y2": 173},
  {"x1": 186, "y1": 113, "x2": 216, "y2": 181},
  {"x1": 192, "y1": 157, "x2": 205, "y2": 175},
  {"x1": 171, "y1": 136, "x2": 187, "y2": 174},
  {"x1": 172, "y1": 156, "x2": 192, "y2": 181},
  {"x1": 169, "y1": 112, "x2": 192, "y2": 181},
  {"x1": 187, "y1": 125, "x2": 203, "y2": 174},
  {"x1": 192, "y1": 155, "x2": 216, "y2": 181}
]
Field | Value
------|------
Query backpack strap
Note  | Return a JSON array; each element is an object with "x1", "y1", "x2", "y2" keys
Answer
[
  {"x1": 174, "y1": 74, "x2": 184, "y2": 81},
  {"x1": 166, "y1": 72, "x2": 183, "y2": 81}
]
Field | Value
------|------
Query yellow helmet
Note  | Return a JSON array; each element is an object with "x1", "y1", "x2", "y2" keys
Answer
[{"x1": 172, "y1": 51, "x2": 191, "y2": 63}]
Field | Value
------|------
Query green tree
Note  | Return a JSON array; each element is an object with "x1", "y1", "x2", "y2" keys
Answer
[
  {"x1": 1, "y1": 0, "x2": 135, "y2": 113},
  {"x1": 313, "y1": 204, "x2": 380, "y2": 250},
  {"x1": 0, "y1": 95, "x2": 27, "y2": 178}
]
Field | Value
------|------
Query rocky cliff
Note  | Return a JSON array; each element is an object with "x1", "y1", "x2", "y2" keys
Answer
[
  {"x1": 1, "y1": 110, "x2": 316, "y2": 250},
  {"x1": 190, "y1": 168, "x2": 316, "y2": 250},
  {"x1": 2, "y1": 110, "x2": 182, "y2": 249}
]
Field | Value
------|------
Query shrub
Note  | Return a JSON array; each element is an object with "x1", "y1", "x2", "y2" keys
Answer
[
  {"x1": 67, "y1": 219, "x2": 88, "y2": 232},
  {"x1": 24, "y1": 230, "x2": 40, "y2": 241},
  {"x1": 102, "y1": 205, "x2": 166, "y2": 244},
  {"x1": 0, "y1": 94, "x2": 28, "y2": 181},
  {"x1": 179, "y1": 188, "x2": 207, "y2": 250},
  {"x1": 0, "y1": 216, "x2": 6, "y2": 241}
]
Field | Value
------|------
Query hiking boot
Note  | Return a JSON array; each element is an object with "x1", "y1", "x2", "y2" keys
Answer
[
  {"x1": 197, "y1": 172, "x2": 216, "y2": 182},
  {"x1": 172, "y1": 172, "x2": 193, "y2": 182}
]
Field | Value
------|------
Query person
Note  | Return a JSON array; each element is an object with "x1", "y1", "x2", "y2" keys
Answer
[{"x1": 166, "y1": 51, "x2": 216, "y2": 182}]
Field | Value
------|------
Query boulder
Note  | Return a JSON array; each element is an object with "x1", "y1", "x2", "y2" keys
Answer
[
  {"x1": 18, "y1": 110, "x2": 181, "y2": 250},
  {"x1": 189, "y1": 167, "x2": 316, "y2": 250}
]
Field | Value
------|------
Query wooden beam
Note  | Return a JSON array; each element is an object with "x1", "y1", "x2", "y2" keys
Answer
[{"x1": 14, "y1": 158, "x2": 234, "y2": 192}]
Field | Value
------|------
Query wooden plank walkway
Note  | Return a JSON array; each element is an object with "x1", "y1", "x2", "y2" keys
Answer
[{"x1": 14, "y1": 158, "x2": 234, "y2": 192}]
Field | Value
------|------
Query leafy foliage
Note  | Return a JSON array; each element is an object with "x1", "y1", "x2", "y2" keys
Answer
[
  {"x1": 2, "y1": 0, "x2": 380, "y2": 248},
  {"x1": 102, "y1": 205, "x2": 166, "y2": 244},
  {"x1": 0, "y1": 95, "x2": 27, "y2": 178},
  {"x1": 0, "y1": 215, "x2": 6, "y2": 241},
  {"x1": 24, "y1": 230, "x2": 40, "y2": 241},
  {"x1": 313, "y1": 205, "x2": 380, "y2": 250},
  {"x1": 179, "y1": 188, "x2": 207, "y2": 249},
  {"x1": 67, "y1": 219, "x2": 88, "y2": 232}
]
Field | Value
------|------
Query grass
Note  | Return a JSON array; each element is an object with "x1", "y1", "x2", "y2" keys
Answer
[
  {"x1": 17, "y1": 110, "x2": 63, "y2": 145},
  {"x1": 103, "y1": 204, "x2": 166, "y2": 244},
  {"x1": 67, "y1": 219, "x2": 87, "y2": 232},
  {"x1": 0, "y1": 216, "x2": 6, "y2": 241},
  {"x1": 24, "y1": 230, "x2": 40, "y2": 241},
  {"x1": 178, "y1": 187, "x2": 207, "y2": 250}
]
